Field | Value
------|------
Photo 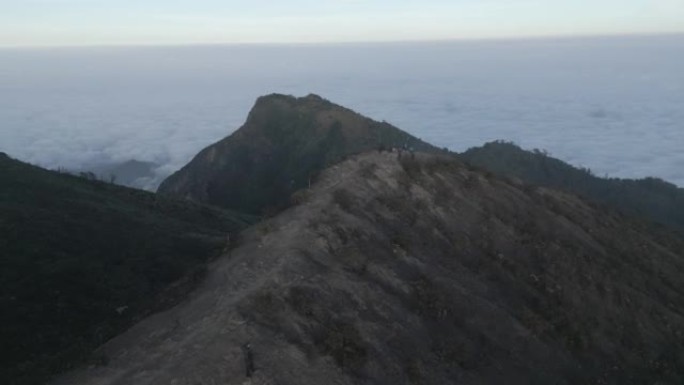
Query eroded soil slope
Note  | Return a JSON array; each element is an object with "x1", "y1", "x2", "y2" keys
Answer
[{"x1": 54, "y1": 151, "x2": 684, "y2": 385}]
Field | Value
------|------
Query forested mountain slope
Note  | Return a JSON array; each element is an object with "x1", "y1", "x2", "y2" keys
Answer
[
  {"x1": 0, "y1": 153, "x2": 255, "y2": 384},
  {"x1": 461, "y1": 141, "x2": 684, "y2": 232}
]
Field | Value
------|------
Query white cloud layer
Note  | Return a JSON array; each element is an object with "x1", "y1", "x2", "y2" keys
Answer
[{"x1": 0, "y1": 35, "x2": 683, "y2": 188}]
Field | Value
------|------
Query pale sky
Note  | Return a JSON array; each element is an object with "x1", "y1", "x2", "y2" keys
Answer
[{"x1": 2, "y1": 0, "x2": 684, "y2": 46}]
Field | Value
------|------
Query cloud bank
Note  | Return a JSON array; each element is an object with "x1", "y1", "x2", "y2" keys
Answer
[{"x1": 0, "y1": 35, "x2": 682, "y2": 189}]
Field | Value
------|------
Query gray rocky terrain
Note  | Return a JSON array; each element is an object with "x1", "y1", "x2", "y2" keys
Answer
[{"x1": 53, "y1": 151, "x2": 684, "y2": 385}]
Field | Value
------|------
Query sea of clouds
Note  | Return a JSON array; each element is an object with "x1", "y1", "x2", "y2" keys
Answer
[{"x1": 1, "y1": 34, "x2": 683, "y2": 189}]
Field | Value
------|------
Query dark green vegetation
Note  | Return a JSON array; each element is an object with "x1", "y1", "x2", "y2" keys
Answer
[
  {"x1": 0, "y1": 153, "x2": 255, "y2": 384},
  {"x1": 158, "y1": 94, "x2": 441, "y2": 215},
  {"x1": 461, "y1": 141, "x2": 684, "y2": 232}
]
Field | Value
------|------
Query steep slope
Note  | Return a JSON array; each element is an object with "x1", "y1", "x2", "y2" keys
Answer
[
  {"x1": 0, "y1": 154, "x2": 256, "y2": 385},
  {"x1": 461, "y1": 141, "x2": 684, "y2": 231},
  {"x1": 157, "y1": 93, "x2": 441, "y2": 215},
  {"x1": 55, "y1": 151, "x2": 684, "y2": 385}
]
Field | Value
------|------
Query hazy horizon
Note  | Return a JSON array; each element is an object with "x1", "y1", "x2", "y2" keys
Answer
[
  {"x1": 3, "y1": 0, "x2": 683, "y2": 47},
  {"x1": 2, "y1": 31, "x2": 683, "y2": 49},
  {"x1": 1, "y1": 35, "x2": 683, "y2": 189}
]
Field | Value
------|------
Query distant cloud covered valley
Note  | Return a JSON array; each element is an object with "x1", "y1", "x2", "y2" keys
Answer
[{"x1": 1, "y1": 35, "x2": 682, "y2": 189}]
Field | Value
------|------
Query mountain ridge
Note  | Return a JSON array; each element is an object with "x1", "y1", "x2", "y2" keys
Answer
[
  {"x1": 460, "y1": 141, "x2": 684, "y2": 232},
  {"x1": 5, "y1": 94, "x2": 684, "y2": 384},
  {"x1": 53, "y1": 150, "x2": 684, "y2": 384}
]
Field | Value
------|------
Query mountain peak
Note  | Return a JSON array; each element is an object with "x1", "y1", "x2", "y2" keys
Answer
[
  {"x1": 158, "y1": 94, "x2": 440, "y2": 214},
  {"x1": 251, "y1": 93, "x2": 331, "y2": 109}
]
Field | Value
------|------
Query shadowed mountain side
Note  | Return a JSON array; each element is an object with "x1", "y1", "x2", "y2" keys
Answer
[
  {"x1": 55, "y1": 151, "x2": 684, "y2": 385},
  {"x1": 0, "y1": 155, "x2": 257, "y2": 385},
  {"x1": 157, "y1": 93, "x2": 441, "y2": 215},
  {"x1": 460, "y1": 141, "x2": 684, "y2": 232}
]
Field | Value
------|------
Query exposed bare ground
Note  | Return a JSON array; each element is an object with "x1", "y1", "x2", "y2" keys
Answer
[{"x1": 53, "y1": 151, "x2": 684, "y2": 385}]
